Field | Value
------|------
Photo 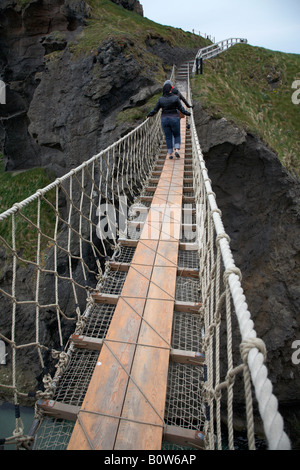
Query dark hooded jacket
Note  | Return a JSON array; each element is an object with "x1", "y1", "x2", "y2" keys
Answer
[
  {"x1": 147, "y1": 83, "x2": 191, "y2": 119},
  {"x1": 172, "y1": 87, "x2": 192, "y2": 108}
]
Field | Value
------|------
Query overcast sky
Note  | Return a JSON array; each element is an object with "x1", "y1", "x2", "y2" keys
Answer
[{"x1": 141, "y1": 0, "x2": 300, "y2": 54}]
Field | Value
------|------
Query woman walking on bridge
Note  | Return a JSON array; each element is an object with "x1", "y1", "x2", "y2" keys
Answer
[{"x1": 147, "y1": 82, "x2": 191, "y2": 159}]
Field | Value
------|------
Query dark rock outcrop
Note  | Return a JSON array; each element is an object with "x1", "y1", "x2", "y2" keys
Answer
[
  {"x1": 27, "y1": 37, "x2": 156, "y2": 175},
  {"x1": 0, "y1": 0, "x2": 91, "y2": 171},
  {"x1": 111, "y1": 0, "x2": 143, "y2": 16}
]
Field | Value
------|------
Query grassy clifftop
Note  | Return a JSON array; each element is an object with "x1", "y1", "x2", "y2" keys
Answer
[
  {"x1": 72, "y1": 0, "x2": 210, "y2": 55},
  {"x1": 191, "y1": 43, "x2": 300, "y2": 174}
]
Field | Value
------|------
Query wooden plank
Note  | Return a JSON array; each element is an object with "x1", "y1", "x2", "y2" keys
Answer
[
  {"x1": 92, "y1": 296, "x2": 202, "y2": 312},
  {"x1": 148, "y1": 266, "x2": 178, "y2": 301},
  {"x1": 130, "y1": 205, "x2": 149, "y2": 214},
  {"x1": 164, "y1": 425, "x2": 205, "y2": 449},
  {"x1": 131, "y1": 239, "x2": 159, "y2": 266},
  {"x1": 145, "y1": 186, "x2": 156, "y2": 192},
  {"x1": 183, "y1": 178, "x2": 193, "y2": 183},
  {"x1": 109, "y1": 261, "x2": 130, "y2": 272},
  {"x1": 37, "y1": 400, "x2": 79, "y2": 422},
  {"x1": 155, "y1": 241, "x2": 179, "y2": 268},
  {"x1": 177, "y1": 267, "x2": 199, "y2": 278},
  {"x1": 174, "y1": 300, "x2": 202, "y2": 313},
  {"x1": 114, "y1": 119, "x2": 187, "y2": 450},
  {"x1": 70, "y1": 335, "x2": 205, "y2": 366},
  {"x1": 170, "y1": 349, "x2": 205, "y2": 365},
  {"x1": 183, "y1": 197, "x2": 195, "y2": 203},
  {"x1": 183, "y1": 187, "x2": 194, "y2": 193},
  {"x1": 118, "y1": 238, "x2": 138, "y2": 247},
  {"x1": 68, "y1": 113, "x2": 189, "y2": 451},
  {"x1": 71, "y1": 334, "x2": 103, "y2": 351},
  {"x1": 68, "y1": 296, "x2": 147, "y2": 450},
  {"x1": 179, "y1": 242, "x2": 199, "y2": 251},
  {"x1": 140, "y1": 196, "x2": 153, "y2": 202},
  {"x1": 92, "y1": 292, "x2": 119, "y2": 304},
  {"x1": 114, "y1": 299, "x2": 174, "y2": 450},
  {"x1": 182, "y1": 223, "x2": 196, "y2": 230}
]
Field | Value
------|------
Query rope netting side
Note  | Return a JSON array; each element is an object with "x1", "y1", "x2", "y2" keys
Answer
[
  {"x1": 188, "y1": 78, "x2": 290, "y2": 450},
  {"x1": 0, "y1": 113, "x2": 163, "y2": 447}
]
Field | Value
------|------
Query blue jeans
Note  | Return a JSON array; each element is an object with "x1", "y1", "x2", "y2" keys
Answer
[{"x1": 161, "y1": 116, "x2": 181, "y2": 154}]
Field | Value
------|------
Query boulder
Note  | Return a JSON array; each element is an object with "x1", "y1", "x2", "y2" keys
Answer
[{"x1": 110, "y1": 0, "x2": 143, "y2": 16}]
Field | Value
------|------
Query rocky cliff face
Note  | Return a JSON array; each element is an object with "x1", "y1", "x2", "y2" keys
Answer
[
  {"x1": 0, "y1": 0, "x2": 91, "y2": 172},
  {"x1": 193, "y1": 104, "x2": 300, "y2": 445},
  {"x1": 0, "y1": 0, "x2": 155, "y2": 176},
  {"x1": 111, "y1": 0, "x2": 143, "y2": 15}
]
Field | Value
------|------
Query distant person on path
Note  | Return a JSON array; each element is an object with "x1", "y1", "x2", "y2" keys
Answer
[
  {"x1": 163, "y1": 79, "x2": 193, "y2": 110},
  {"x1": 147, "y1": 82, "x2": 191, "y2": 159}
]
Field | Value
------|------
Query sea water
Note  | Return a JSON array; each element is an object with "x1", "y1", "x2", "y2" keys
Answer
[{"x1": 0, "y1": 402, "x2": 34, "y2": 450}]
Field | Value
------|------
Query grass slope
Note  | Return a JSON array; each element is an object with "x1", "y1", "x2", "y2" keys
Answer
[
  {"x1": 191, "y1": 43, "x2": 300, "y2": 174},
  {"x1": 0, "y1": 156, "x2": 56, "y2": 261},
  {"x1": 74, "y1": 0, "x2": 210, "y2": 55}
]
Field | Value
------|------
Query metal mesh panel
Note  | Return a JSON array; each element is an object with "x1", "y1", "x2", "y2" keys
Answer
[
  {"x1": 178, "y1": 250, "x2": 199, "y2": 270},
  {"x1": 114, "y1": 245, "x2": 136, "y2": 264},
  {"x1": 82, "y1": 303, "x2": 115, "y2": 339},
  {"x1": 171, "y1": 312, "x2": 203, "y2": 352},
  {"x1": 140, "y1": 200, "x2": 151, "y2": 207},
  {"x1": 164, "y1": 362, "x2": 206, "y2": 430},
  {"x1": 99, "y1": 270, "x2": 127, "y2": 295},
  {"x1": 33, "y1": 417, "x2": 75, "y2": 450},
  {"x1": 175, "y1": 276, "x2": 200, "y2": 302},
  {"x1": 53, "y1": 349, "x2": 99, "y2": 406}
]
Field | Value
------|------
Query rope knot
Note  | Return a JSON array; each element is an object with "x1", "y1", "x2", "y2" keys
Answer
[
  {"x1": 216, "y1": 232, "x2": 230, "y2": 247},
  {"x1": 211, "y1": 208, "x2": 222, "y2": 217},
  {"x1": 223, "y1": 266, "x2": 242, "y2": 283},
  {"x1": 240, "y1": 337, "x2": 267, "y2": 364},
  {"x1": 36, "y1": 189, "x2": 44, "y2": 198},
  {"x1": 13, "y1": 202, "x2": 23, "y2": 212}
]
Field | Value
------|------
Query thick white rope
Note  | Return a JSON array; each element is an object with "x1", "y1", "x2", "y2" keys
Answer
[{"x1": 189, "y1": 106, "x2": 291, "y2": 450}]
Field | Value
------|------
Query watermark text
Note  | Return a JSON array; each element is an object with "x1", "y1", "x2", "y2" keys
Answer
[
  {"x1": 292, "y1": 340, "x2": 300, "y2": 365},
  {"x1": 0, "y1": 80, "x2": 6, "y2": 104},
  {"x1": 291, "y1": 80, "x2": 300, "y2": 105}
]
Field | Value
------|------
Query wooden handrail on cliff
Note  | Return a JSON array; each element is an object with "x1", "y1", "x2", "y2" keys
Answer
[{"x1": 192, "y1": 38, "x2": 248, "y2": 74}]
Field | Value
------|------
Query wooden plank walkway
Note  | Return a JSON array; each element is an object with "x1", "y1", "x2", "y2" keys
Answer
[{"x1": 67, "y1": 117, "x2": 187, "y2": 450}]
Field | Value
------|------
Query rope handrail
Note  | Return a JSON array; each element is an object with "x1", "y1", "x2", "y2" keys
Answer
[
  {"x1": 0, "y1": 119, "x2": 155, "y2": 222},
  {"x1": 187, "y1": 67, "x2": 290, "y2": 450}
]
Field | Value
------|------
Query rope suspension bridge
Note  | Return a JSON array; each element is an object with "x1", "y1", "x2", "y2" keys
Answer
[{"x1": 0, "y1": 40, "x2": 291, "y2": 451}]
